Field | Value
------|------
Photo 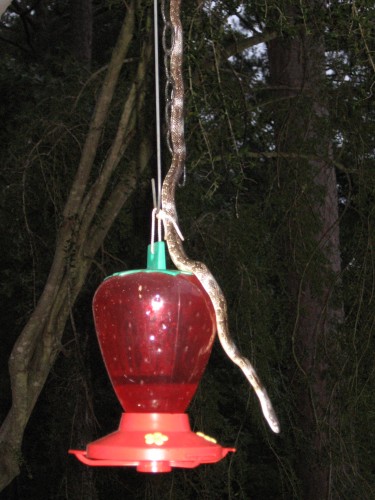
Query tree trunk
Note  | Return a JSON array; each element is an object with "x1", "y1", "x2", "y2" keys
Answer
[{"x1": 267, "y1": 4, "x2": 344, "y2": 499}]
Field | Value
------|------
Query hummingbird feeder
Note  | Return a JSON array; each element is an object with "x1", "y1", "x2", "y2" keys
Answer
[
  {"x1": 69, "y1": 242, "x2": 235, "y2": 472},
  {"x1": 70, "y1": 0, "x2": 279, "y2": 472}
]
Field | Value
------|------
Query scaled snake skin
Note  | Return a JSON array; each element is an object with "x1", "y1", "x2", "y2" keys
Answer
[{"x1": 160, "y1": 0, "x2": 280, "y2": 434}]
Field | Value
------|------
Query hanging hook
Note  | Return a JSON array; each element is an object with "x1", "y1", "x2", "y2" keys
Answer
[{"x1": 150, "y1": 179, "x2": 164, "y2": 255}]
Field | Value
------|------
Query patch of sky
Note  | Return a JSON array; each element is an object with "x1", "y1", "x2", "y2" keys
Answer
[
  {"x1": 226, "y1": 8, "x2": 267, "y2": 82},
  {"x1": 199, "y1": 112, "x2": 216, "y2": 124},
  {"x1": 333, "y1": 131, "x2": 344, "y2": 147},
  {"x1": 325, "y1": 50, "x2": 352, "y2": 84}
]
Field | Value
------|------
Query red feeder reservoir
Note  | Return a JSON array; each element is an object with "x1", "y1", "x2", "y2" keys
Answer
[{"x1": 69, "y1": 242, "x2": 235, "y2": 472}]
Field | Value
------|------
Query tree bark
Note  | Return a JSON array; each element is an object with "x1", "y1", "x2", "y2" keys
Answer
[
  {"x1": 0, "y1": 0, "x2": 12, "y2": 17},
  {"x1": 0, "y1": 1, "x2": 153, "y2": 491},
  {"x1": 267, "y1": 3, "x2": 344, "y2": 499}
]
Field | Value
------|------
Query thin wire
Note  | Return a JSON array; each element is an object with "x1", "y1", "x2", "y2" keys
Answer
[
  {"x1": 151, "y1": 179, "x2": 162, "y2": 249},
  {"x1": 150, "y1": 207, "x2": 167, "y2": 254},
  {"x1": 151, "y1": 0, "x2": 186, "y2": 255},
  {"x1": 151, "y1": 178, "x2": 157, "y2": 209},
  {"x1": 154, "y1": 0, "x2": 162, "y2": 211},
  {"x1": 151, "y1": 208, "x2": 157, "y2": 254},
  {"x1": 157, "y1": 210, "x2": 184, "y2": 241}
]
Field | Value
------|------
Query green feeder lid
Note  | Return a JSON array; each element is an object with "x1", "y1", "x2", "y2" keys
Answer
[{"x1": 107, "y1": 242, "x2": 191, "y2": 279}]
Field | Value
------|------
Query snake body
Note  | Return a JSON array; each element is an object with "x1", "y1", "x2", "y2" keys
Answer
[{"x1": 161, "y1": 0, "x2": 280, "y2": 434}]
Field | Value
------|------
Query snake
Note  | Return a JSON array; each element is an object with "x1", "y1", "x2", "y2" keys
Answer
[{"x1": 160, "y1": 0, "x2": 280, "y2": 434}]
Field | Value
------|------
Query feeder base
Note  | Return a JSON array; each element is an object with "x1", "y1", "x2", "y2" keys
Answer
[{"x1": 69, "y1": 413, "x2": 235, "y2": 472}]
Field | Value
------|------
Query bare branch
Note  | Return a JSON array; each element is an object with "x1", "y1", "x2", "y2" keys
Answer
[
  {"x1": 63, "y1": 0, "x2": 136, "y2": 220},
  {"x1": 224, "y1": 30, "x2": 278, "y2": 59}
]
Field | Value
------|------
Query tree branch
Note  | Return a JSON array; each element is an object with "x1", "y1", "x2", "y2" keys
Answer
[
  {"x1": 78, "y1": 33, "x2": 152, "y2": 243},
  {"x1": 63, "y1": 0, "x2": 136, "y2": 220},
  {"x1": 224, "y1": 30, "x2": 278, "y2": 59},
  {"x1": 0, "y1": 0, "x2": 12, "y2": 17},
  {"x1": 0, "y1": 3, "x2": 152, "y2": 491}
]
